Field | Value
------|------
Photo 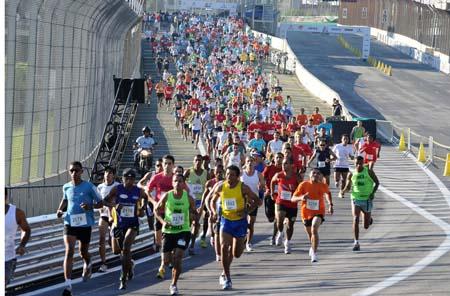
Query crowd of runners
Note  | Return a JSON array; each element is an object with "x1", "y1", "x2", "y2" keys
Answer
[{"x1": 5, "y1": 13, "x2": 381, "y2": 296}]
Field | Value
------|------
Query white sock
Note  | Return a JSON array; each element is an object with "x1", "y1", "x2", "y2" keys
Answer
[
  {"x1": 354, "y1": 240, "x2": 359, "y2": 244},
  {"x1": 65, "y1": 279, "x2": 72, "y2": 289}
]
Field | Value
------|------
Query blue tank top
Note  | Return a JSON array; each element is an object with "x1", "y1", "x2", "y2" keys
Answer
[{"x1": 113, "y1": 184, "x2": 140, "y2": 228}]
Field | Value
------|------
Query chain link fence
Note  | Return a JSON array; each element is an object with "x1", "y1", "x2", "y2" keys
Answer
[{"x1": 5, "y1": 0, "x2": 142, "y2": 215}]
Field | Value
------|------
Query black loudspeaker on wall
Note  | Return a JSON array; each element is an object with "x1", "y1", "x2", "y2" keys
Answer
[{"x1": 113, "y1": 77, "x2": 145, "y2": 104}]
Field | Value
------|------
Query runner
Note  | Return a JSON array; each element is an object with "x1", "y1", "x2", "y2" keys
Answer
[
  {"x1": 333, "y1": 134, "x2": 354, "y2": 198},
  {"x1": 307, "y1": 140, "x2": 337, "y2": 185},
  {"x1": 210, "y1": 165, "x2": 261, "y2": 290},
  {"x1": 147, "y1": 155, "x2": 175, "y2": 278},
  {"x1": 292, "y1": 168, "x2": 333, "y2": 263},
  {"x1": 155, "y1": 80, "x2": 165, "y2": 107},
  {"x1": 350, "y1": 120, "x2": 366, "y2": 154},
  {"x1": 184, "y1": 154, "x2": 210, "y2": 254},
  {"x1": 5, "y1": 188, "x2": 31, "y2": 286},
  {"x1": 154, "y1": 174, "x2": 196, "y2": 295},
  {"x1": 105, "y1": 168, "x2": 147, "y2": 290},
  {"x1": 271, "y1": 156, "x2": 299, "y2": 254},
  {"x1": 56, "y1": 161, "x2": 103, "y2": 295},
  {"x1": 240, "y1": 156, "x2": 265, "y2": 252},
  {"x1": 202, "y1": 164, "x2": 225, "y2": 261},
  {"x1": 342, "y1": 156, "x2": 380, "y2": 251},
  {"x1": 262, "y1": 152, "x2": 283, "y2": 245},
  {"x1": 97, "y1": 166, "x2": 120, "y2": 273},
  {"x1": 359, "y1": 134, "x2": 381, "y2": 170}
]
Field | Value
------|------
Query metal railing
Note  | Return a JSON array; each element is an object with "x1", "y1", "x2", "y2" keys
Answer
[{"x1": 6, "y1": 213, "x2": 154, "y2": 293}]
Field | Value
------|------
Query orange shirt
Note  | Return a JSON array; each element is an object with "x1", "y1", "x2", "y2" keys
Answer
[
  {"x1": 310, "y1": 113, "x2": 324, "y2": 126},
  {"x1": 293, "y1": 180, "x2": 330, "y2": 220}
]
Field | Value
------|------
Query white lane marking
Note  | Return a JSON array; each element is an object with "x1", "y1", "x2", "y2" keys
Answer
[
  {"x1": 353, "y1": 186, "x2": 450, "y2": 296},
  {"x1": 21, "y1": 253, "x2": 161, "y2": 296}
]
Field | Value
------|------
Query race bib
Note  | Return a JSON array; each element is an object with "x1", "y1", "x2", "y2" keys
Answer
[
  {"x1": 213, "y1": 131, "x2": 218, "y2": 137},
  {"x1": 171, "y1": 213, "x2": 185, "y2": 226},
  {"x1": 70, "y1": 213, "x2": 87, "y2": 227},
  {"x1": 121, "y1": 205, "x2": 135, "y2": 218},
  {"x1": 367, "y1": 154, "x2": 374, "y2": 160},
  {"x1": 318, "y1": 161, "x2": 326, "y2": 168},
  {"x1": 191, "y1": 184, "x2": 203, "y2": 194},
  {"x1": 273, "y1": 187, "x2": 278, "y2": 193},
  {"x1": 306, "y1": 199, "x2": 320, "y2": 211},
  {"x1": 177, "y1": 239, "x2": 186, "y2": 247},
  {"x1": 224, "y1": 198, "x2": 237, "y2": 210},
  {"x1": 280, "y1": 190, "x2": 292, "y2": 201}
]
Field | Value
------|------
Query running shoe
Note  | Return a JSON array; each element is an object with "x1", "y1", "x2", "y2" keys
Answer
[
  {"x1": 353, "y1": 243, "x2": 360, "y2": 252},
  {"x1": 156, "y1": 266, "x2": 165, "y2": 279},
  {"x1": 275, "y1": 232, "x2": 284, "y2": 246},
  {"x1": 119, "y1": 278, "x2": 127, "y2": 290},
  {"x1": 62, "y1": 288, "x2": 72, "y2": 296},
  {"x1": 169, "y1": 284, "x2": 179, "y2": 295},
  {"x1": 216, "y1": 255, "x2": 221, "y2": 262},
  {"x1": 82, "y1": 262, "x2": 92, "y2": 282},
  {"x1": 284, "y1": 240, "x2": 291, "y2": 254},
  {"x1": 311, "y1": 253, "x2": 318, "y2": 263},
  {"x1": 270, "y1": 237, "x2": 275, "y2": 246},
  {"x1": 369, "y1": 217, "x2": 374, "y2": 225},
  {"x1": 246, "y1": 243, "x2": 253, "y2": 252},
  {"x1": 222, "y1": 279, "x2": 232, "y2": 290},
  {"x1": 98, "y1": 263, "x2": 108, "y2": 273},
  {"x1": 200, "y1": 238, "x2": 208, "y2": 248},
  {"x1": 128, "y1": 260, "x2": 135, "y2": 280},
  {"x1": 219, "y1": 273, "x2": 226, "y2": 286}
]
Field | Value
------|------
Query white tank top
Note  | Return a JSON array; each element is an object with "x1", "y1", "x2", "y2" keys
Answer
[
  {"x1": 97, "y1": 182, "x2": 119, "y2": 217},
  {"x1": 241, "y1": 170, "x2": 259, "y2": 195},
  {"x1": 5, "y1": 204, "x2": 18, "y2": 261},
  {"x1": 228, "y1": 153, "x2": 241, "y2": 169}
]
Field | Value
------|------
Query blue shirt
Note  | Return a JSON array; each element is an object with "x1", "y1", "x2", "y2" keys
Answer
[
  {"x1": 63, "y1": 181, "x2": 101, "y2": 227},
  {"x1": 248, "y1": 138, "x2": 266, "y2": 153},
  {"x1": 317, "y1": 123, "x2": 333, "y2": 136}
]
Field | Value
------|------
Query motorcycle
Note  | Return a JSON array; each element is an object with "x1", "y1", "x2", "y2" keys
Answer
[{"x1": 139, "y1": 148, "x2": 153, "y2": 174}]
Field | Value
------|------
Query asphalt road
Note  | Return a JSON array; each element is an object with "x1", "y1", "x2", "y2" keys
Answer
[{"x1": 287, "y1": 31, "x2": 450, "y2": 189}]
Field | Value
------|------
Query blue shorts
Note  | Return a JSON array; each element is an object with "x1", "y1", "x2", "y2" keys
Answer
[
  {"x1": 220, "y1": 217, "x2": 248, "y2": 238},
  {"x1": 195, "y1": 199, "x2": 202, "y2": 209},
  {"x1": 352, "y1": 199, "x2": 373, "y2": 213}
]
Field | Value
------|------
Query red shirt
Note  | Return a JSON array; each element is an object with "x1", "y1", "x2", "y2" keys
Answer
[
  {"x1": 360, "y1": 141, "x2": 381, "y2": 163},
  {"x1": 292, "y1": 144, "x2": 306, "y2": 170},
  {"x1": 164, "y1": 86, "x2": 174, "y2": 98},
  {"x1": 287, "y1": 123, "x2": 298, "y2": 134},
  {"x1": 215, "y1": 113, "x2": 225, "y2": 123},
  {"x1": 248, "y1": 122, "x2": 263, "y2": 139},
  {"x1": 275, "y1": 172, "x2": 299, "y2": 208},
  {"x1": 176, "y1": 84, "x2": 187, "y2": 93},
  {"x1": 262, "y1": 165, "x2": 282, "y2": 192},
  {"x1": 297, "y1": 114, "x2": 308, "y2": 126},
  {"x1": 147, "y1": 172, "x2": 174, "y2": 202},
  {"x1": 263, "y1": 123, "x2": 276, "y2": 142},
  {"x1": 189, "y1": 98, "x2": 201, "y2": 112}
]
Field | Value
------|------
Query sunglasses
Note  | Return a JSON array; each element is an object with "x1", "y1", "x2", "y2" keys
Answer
[{"x1": 69, "y1": 169, "x2": 81, "y2": 173}]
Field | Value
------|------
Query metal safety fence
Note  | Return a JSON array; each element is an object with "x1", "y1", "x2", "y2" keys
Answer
[{"x1": 5, "y1": 0, "x2": 143, "y2": 214}]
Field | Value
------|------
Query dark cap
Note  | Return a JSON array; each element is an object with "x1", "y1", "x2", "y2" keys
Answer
[{"x1": 122, "y1": 168, "x2": 136, "y2": 178}]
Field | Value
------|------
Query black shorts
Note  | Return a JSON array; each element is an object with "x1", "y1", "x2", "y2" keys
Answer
[
  {"x1": 248, "y1": 206, "x2": 258, "y2": 217},
  {"x1": 162, "y1": 231, "x2": 191, "y2": 253},
  {"x1": 154, "y1": 219, "x2": 163, "y2": 231},
  {"x1": 318, "y1": 167, "x2": 331, "y2": 177},
  {"x1": 335, "y1": 167, "x2": 349, "y2": 173},
  {"x1": 157, "y1": 92, "x2": 164, "y2": 98},
  {"x1": 64, "y1": 225, "x2": 92, "y2": 244},
  {"x1": 303, "y1": 215, "x2": 324, "y2": 227},
  {"x1": 264, "y1": 194, "x2": 275, "y2": 222},
  {"x1": 111, "y1": 225, "x2": 139, "y2": 249},
  {"x1": 275, "y1": 204, "x2": 298, "y2": 222}
]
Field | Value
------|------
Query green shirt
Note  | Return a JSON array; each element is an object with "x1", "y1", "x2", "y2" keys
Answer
[
  {"x1": 186, "y1": 168, "x2": 208, "y2": 201},
  {"x1": 351, "y1": 167, "x2": 374, "y2": 201},
  {"x1": 163, "y1": 190, "x2": 191, "y2": 234}
]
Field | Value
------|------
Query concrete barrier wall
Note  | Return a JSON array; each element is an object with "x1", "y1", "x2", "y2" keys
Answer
[
  {"x1": 251, "y1": 29, "x2": 352, "y2": 120},
  {"x1": 371, "y1": 27, "x2": 450, "y2": 75}
]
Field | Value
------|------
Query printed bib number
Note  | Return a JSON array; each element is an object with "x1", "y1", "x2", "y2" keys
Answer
[
  {"x1": 191, "y1": 184, "x2": 203, "y2": 194},
  {"x1": 177, "y1": 239, "x2": 186, "y2": 247},
  {"x1": 121, "y1": 205, "x2": 135, "y2": 218},
  {"x1": 367, "y1": 154, "x2": 374, "y2": 160},
  {"x1": 70, "y1": 213, "x2": 87, "y2": 226},
  {"x1": 224, "y1": 198, "x2": 237, "y2": 210},
  {"x1": 318, "y1": 161, "x2": 326, "y2": 168},
  {"x1": 306, "y1": 199, "x2": 320, "y2": 211},
  {"x1": 171, "y1": 213, "x2": 185, "y2": 226},
  {"x1": 280, "y1": 190, "x2": 292, "y2": 201}
]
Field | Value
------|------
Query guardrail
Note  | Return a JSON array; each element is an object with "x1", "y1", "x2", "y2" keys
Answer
[{"x1": 7, "y1": 213, "x2": 154, "y2": 293}]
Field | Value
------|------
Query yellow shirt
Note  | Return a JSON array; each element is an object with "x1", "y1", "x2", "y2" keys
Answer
[{"x1": 221, "y1": 181, "x2": 245, "y2": 221}]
